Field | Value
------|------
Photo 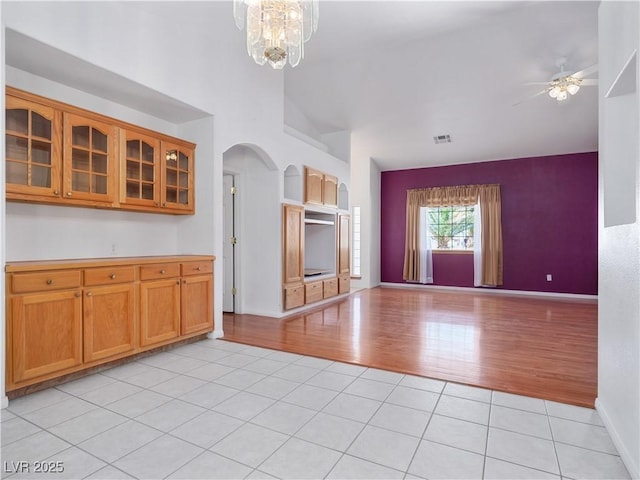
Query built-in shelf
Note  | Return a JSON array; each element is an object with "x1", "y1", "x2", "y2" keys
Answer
[{"x1": 304, "y1": 218, "x2": 335, "y2": 226}]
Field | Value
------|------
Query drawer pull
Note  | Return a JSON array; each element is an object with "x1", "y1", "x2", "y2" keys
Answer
[
  {"x1": 110, "y1": 273, "x2": 117, "y2": 279},
  {"x1": 87, "y1": 292, "x2": 93, "y2": 297},
  {"x1": 66, "y1": 192, "x2": 72, "y2": 197},
  {"x1": 75, "y1": 292, "x2": 81, "y2": 298},
  {"x1": 46, "y1": 279, "x2": 53, "y2": 285},
  {"x1": 195, "y1": 266, "x2": 201, "y2": 271},
  {"x1": 160, "y1": 269, "x2": 166, "y2": 274}
]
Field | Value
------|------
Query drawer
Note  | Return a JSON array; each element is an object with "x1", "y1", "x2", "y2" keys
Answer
[
  {"x1": 305, "y1": 280, "x2": 324, "y2": 304},
  {"x1": 182, "y1": 260, "x2": 213, "y2": 277},
  {"x1": 284, "y1": 284, "x2": 304, "y2": 310},
  {"x1": 140, "y1": 263, "x2": 180, "y2": 281},
  {"x1": 84, "y1": 266, "x2": 135, "y2": 286},
  {"x1": 12, "y1": 270, "x2": 82, "y2": 294},
  {"x1": 323, "y1": 278, "x2": 338, "y2": 298},
  {"x1": 338, "y1": 274, "x2": 350, "y2": 294}
]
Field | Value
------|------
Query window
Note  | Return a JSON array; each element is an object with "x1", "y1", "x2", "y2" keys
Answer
[
  {"x1": 428, "y1": 205, "x2": 474, "y2": 250},
  {"x1": 351, "y1": 205, "x2": 361, "y2": 276}
]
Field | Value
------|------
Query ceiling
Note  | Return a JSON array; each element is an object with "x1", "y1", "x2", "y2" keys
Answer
[{"x1": 284, "y1": 1, "x2": 600, "y2": 170}]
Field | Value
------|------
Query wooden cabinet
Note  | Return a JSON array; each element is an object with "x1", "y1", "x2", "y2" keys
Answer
[
  {"x1": 283, "y1": 204, "x2": 305, "y2": 284},
  {"x1": 338, "y1": 213, "x2": 351, "y2": 275},
  {"x1": 120, "y1": 129, "x2": 160, "y2": 208},
  {"x1": 5, "y1": 255, "x2": 214, "y2": 392},
  {"x1": 10, "y1": 289, "x2": 83, "y2": 384},
  {"x1": 5, "y1": 95, "x2": 62, "y2": 199},
  {"x1": 304, "y1": 166, "x2": 338, "y2": 207},
  {"x1": 305, "y1": 280, "x2": 324, "y2": 304},
  {"x1": 5, "y1": 87, "x2": 196, "y2": 215},
  {"x1": 63, "y1": 113, "x2": 118, "y2": 205},
  {"x1": 284, "y1": 284, "x2": 305, "y2": 310},
  {"x1": 162, "y1": 141, "x2": 194, "y2": 211},
  {"x1": 323, "y1": 278, "x2": 338, "y2": 298}
]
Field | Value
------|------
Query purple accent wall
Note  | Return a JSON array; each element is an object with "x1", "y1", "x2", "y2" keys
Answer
[{"x1": 381, "y1": 152, "x2": 598, "y2": 295}]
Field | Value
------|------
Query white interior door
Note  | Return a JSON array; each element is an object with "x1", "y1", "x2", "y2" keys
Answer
[{"x1": 223, "y1": 174, "x2": 235, "y2": 312}]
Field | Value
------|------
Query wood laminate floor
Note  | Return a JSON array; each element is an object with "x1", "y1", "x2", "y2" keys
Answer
[{"x1": 222, "y1": 287, "x2": 597, "y2": 407}]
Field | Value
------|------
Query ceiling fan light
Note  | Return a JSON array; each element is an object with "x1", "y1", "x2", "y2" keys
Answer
[
  {"x1": 556, "y1": 90, "x2": 568, "y2": 101},
  {"x1": 549, "y1": 86, "x2": 560, "y2": 98},
  {"x1": 567, "y1": 84, "x2": 580, "y2": 95}
]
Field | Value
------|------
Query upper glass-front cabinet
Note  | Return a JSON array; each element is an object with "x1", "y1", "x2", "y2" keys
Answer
[
  {"x1": 6, "y1": 87, "x2": 196, "y2": 215},
  {"x1": 120, "y1": 129, "x2": 160, "y2": 208},
  {"x1": 5, "y1": 96, "x2": 61, "y2": 197},
  {"x1": 63, "y1": 113, "x2": 117, "y2": 204},
  {"x1": 162, "y1": 141, "x2": 194, "y2": 211}
]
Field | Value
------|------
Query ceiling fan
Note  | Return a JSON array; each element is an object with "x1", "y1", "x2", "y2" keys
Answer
[{"x1": 515, "y1": 58, "x2": 598, "y2": 105}]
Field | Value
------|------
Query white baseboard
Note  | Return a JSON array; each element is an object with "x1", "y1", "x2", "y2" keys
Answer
[
  {"x1": 1, "y1": 395, "x2": 8, "y2": 409},
  {"x1": 595, "y1": 398, "x2": 639, "y2": 479},
  {"x1": 379, "y1": 282, "x2": 598, "y2": 301},
  {"x1": 208, "y1": 329, "x2": 224, "y2": 339}
]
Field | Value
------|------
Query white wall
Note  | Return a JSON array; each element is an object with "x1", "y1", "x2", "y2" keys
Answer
[
  {"x1": 0, "y1": 1, "x2": 350, "y2": 403},
  {"x1": 223, "y1": 146, "x2": 282, "y2": 317},
  {"x1": 597, "y1": 2, "x2": 640, "y2": 478}
]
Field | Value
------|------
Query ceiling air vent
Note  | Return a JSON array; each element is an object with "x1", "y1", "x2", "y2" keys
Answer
[{"x1": 433, "y1": 134, "x2": 451, "y2": 144}]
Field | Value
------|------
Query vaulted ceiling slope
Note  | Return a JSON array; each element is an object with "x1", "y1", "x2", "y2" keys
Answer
[{"x1": 284, "y1": 1, "x2": 599, "y2": 170}]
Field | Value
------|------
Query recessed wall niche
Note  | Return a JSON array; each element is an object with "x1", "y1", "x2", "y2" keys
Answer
[{"x1": 284, "y1": 165, "x2": 302, "y2": 202}]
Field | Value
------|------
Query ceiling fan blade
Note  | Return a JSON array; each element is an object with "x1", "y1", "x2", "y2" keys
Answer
[
  {"x1": 580, "y1": 79, "x2": 598, "y2": 86},
  {"x1": 512, "y1": 88, "x2": 550, "y2": 106},
  {"x1": 571, "y1": 63, "x2": 599, "y2": 79}
]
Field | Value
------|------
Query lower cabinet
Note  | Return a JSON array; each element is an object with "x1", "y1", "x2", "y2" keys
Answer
[
  {"x1": 140, "y1": 277, "x2": 181, "y2": 347},
  {"x1": 84, "y1": 283, "x2": 136, "y2": 363},
  {"x1": 10, "y1": 290, "x2": 83, "y2": 384},
  {"x1": 5, "y1": 255, "x2": 214, "y2": 392}
]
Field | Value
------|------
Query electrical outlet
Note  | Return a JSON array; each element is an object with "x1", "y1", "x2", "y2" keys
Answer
[
  {"x1": 546, "y1": 274, "x2": 552, "y2": 281},
  {"x1": 111, "y1": 243, "x2": 117, "y2": 256}
]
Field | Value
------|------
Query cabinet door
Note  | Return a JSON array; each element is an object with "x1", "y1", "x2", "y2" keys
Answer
[
  {"x1": 140, "y1": 278, "x2": 181, "y2": 347},
  {"x1": 338, "y1": 213, "x2": 351, "y2": 274},
  {"x1": 5, "y1": 95, "x2": 61, "y2": 198},
  {"x1": 84, "y1": 284, "x2": 136, "y2": 363},
  {"x1": 283, "y1": 204, "x2": 305, "y2": 284},
  {"x1": 181, "y1": 274, "x2": 213, "y2": 335},
  {"x1": 11, "y1": 290, "x2": 83, "y2": 383},
  {"x1": 63, "y1": 113, "x2": 118, "y2": 204},
  {"x1": 323, "y1": 174, "x2": 338, "y2": 207},
  {"x1": 121, "y1": 130, "x2": 160, "y2": 208},
  {"x1": 304, "y1": 167, "x2": 324, "y2": 205},
  {"x1": 161, "y1": 141, "x2": 194, "y2": 212}
]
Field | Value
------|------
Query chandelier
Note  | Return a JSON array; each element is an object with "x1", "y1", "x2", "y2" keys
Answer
[
  {"x1": 548, "y1": 75, "x2": 582, "y2": 102},
  {"x1": 233, "y1": 0, "x2": 319, "y2": 69}
]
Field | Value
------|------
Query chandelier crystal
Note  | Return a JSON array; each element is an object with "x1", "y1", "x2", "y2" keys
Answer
[
  {"x1": 548, "y1": 75, "x2": 582, "y2": 102},
  {"x1": 233, "y1": 0, "x2": 319, "y2": 69}
]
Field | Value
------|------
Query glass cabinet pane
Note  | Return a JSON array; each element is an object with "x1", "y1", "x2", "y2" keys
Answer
[
  {"x1": 127, "y1": 160, "x2": 140, "y2": 180},
  {"x1": 166, "y1": 169, "x2": 177, "y2": 186},
  {"x1": 6, "y1": 109, "x2": 28, "y2": 135},
  {"x1": 142, "y1": 164, "x2": 154, "y2": 182},
  {"x1": 92, "y1": 129, "x2": 108, "y2": 152},
  {"x1": 141, "y1": 184, "x2": 154, "y2": 200},
  {"x1": 127, "y1": 181, "x2": 140, "y2": 198},
  {"x1": 72, "y1": 172, "x2": 90, "y2": 192},
  {"x1": 126, "y1": 140, "x2": 140, "y2": 159},
  {"x1": 142, "y1": 142, "x2": 154, "y2": 162},
  {"x1": 32, "y1": 165, "x2": 52, "y2": 188},
  {"x1": 6, "y1": 162, "x2": 28, "y2": 185},
  {"x1": 31, "y1": 112, "x2": 52, "y2": 140},
  {"x1": 32, "y1": 141, "x2": 52, "y2": 165},
  {"x1": 72, "y1": 126, "x2": 90, "y2": 148},
  {"x1": 72, "y1": 149, "x2": 90, "y2": 171},
  {"x1": 179, "y1": 172, "x2": 188, "y2": 188},
  {"x1": 178, "y1": 190, "x2": 188, "y2": 204},
  {"x1": 92, "y1": 175, "x2": 107, "y2": 194},
  {"x1": 179, "y1": 152, "x2": 189, "y2": 171},
  {"x1": 6, "y1": 135, "x2": 28, "y2": 161},
  {"x1": 92, "y1": 153, "x2": 108, "y2": 174}
]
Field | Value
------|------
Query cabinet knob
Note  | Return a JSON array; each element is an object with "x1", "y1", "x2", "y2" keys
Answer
[
  {"x1": 177, "y1": 281, "x2": 180, "y2": 285},
  {"x1": 53, "y1": 190, "x2": 59, "y2": 195},
  {"x1": 46, "y1": 279, "x2": 53, "y2": 285},
  {"x1": 110, "y1": 273, "x2": 117, "y2": 279},
  {"x1": 195, "y1": 266, "x2": 201, "y2": 271},
  {"x1": 87, "y1": 292, "x2": 93, "y2": 297},
  {"x1": 160, "y1": 269, "x2": 166, "y2": 274},
  {"x1": 66, "y1": 192, "x2": 72, "y2": 197},
  {"x1": 75, "y1": 292, "x2": 82, "y2": 297}
]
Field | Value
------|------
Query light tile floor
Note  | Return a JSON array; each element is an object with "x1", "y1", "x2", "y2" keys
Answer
[{"x1": 1, "y1": 339, "x2": 631, "y2": 480}]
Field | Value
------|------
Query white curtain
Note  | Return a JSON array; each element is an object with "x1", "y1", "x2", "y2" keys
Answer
[
  {"x1": 473, "y1": 201, "x2": 483, "y2": 286},
  {"x1": 419, "y1": 207, "x2": 434, "y2": 284}
]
